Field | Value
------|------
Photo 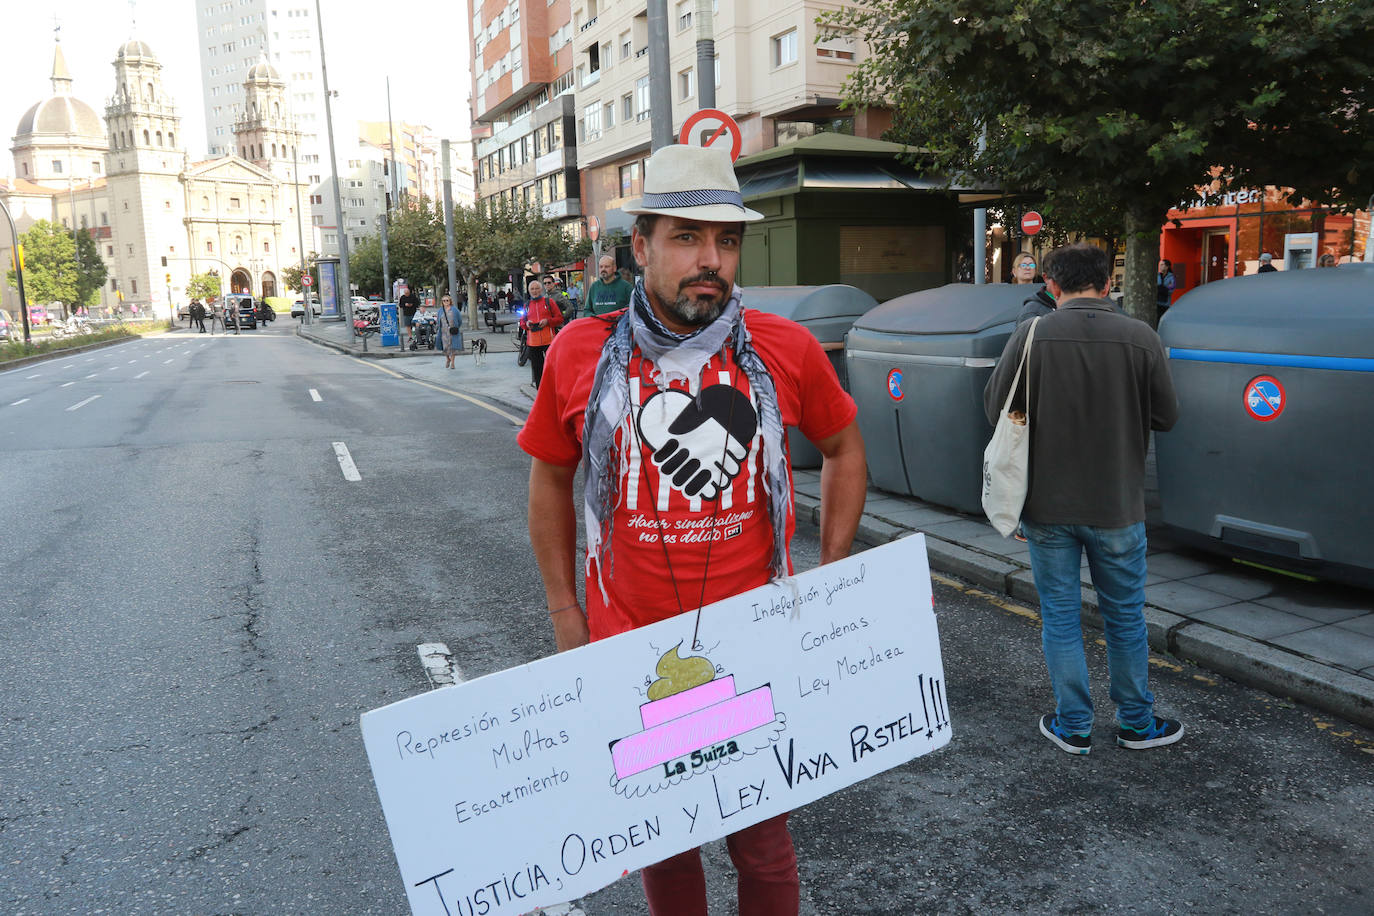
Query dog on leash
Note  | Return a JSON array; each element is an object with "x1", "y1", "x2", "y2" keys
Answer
[{"x1": 470, "y1": 336, "x2": 488, "y2": 366}]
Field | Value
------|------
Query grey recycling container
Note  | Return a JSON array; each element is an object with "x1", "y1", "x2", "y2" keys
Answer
[
  {"x1": 845, "y1": 283, "x2": 1028, "y2": 513},
  {"x1": 1156, "y1": 262, "x2": 1374, "y2": 587},
  {"x1": 743, "y1": 285, "x2": 878, "y2": 468}
]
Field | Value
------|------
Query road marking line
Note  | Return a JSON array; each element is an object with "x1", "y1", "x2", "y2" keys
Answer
[
  {"x1": 309, "y1": 388, "x2": 322, "y2": 401},
  {"x1": 85, "y1": 373, "x2": 98, "y2": 379},
  {"x1": 163, "y1": 358, "x2": 174, "y2": 364},
  {"x1": 25, "y1": 374, "x2": 40, "y2": 379},
  {"x1": 62, "y1": 363, "x2": 75, "y2": 368},
  {"x1": 85, "y1": 358, "x2": 95, "y2": 362},
  {"x1": 134, "y1": 371, "x2": 149, "y2": 379},
  {"x1": 66, "y1": 395, "x2": 100, "y2": 412},
  {"x1": 418, "y1": 642, "x2": 462, "y2": 688},
  {"x1": 128, "y1": 359, "x2": 138, "y2": 364},
  {"x1": 60, "y1": 381, "x2": 75, "y2": 388},
  {"x1": 350, "y1": 357, "x2": 524, "y2": 425},
  {"x1": 332, "y1": 441, "x2": 362, "y2": 481},
  {"x1": 10, "y1": 398, "x2": 29, "y2": 406}
]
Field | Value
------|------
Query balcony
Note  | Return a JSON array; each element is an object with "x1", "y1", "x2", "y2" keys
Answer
[
  {"x1": 581, "y1": 69, "x2": 602, "y2": 88},
  {"x1": 634, "y1": 47, "x2": 648, "y2": 59},
  {"x1": 580, "y1": 16, "x2": 598, "y2": 32}
]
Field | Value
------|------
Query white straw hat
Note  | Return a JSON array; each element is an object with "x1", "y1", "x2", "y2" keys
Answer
[{"x1": 623, "y1": 144, "x2": 764, "y2": 223}]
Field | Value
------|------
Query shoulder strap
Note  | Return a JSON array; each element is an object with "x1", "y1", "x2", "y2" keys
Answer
[{"x1": 998, "y1": 316, "x2": 1039, "y2": 419}]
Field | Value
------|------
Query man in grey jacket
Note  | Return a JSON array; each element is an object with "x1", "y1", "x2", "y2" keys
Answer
[{"x1": 983, "y1": 243, "x2": 1182, "y2": 756}]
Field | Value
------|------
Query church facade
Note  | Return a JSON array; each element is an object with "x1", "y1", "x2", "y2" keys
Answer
[{"x1": 2, "y1": 39, "x2": 309, "y2": 320}]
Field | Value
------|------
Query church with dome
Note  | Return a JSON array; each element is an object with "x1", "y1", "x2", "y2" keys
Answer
[{"x1": 2, "y1": 38, "x2": 309, "y2": 320}]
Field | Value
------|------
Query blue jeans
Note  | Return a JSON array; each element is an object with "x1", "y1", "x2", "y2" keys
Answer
[{"x1": 1021, "y1": 521, "x2": 1154, "y2": 733}]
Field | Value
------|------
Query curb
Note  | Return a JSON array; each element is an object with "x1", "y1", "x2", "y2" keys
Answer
[{"x1": 798, "y1": 491, "x2": 1374, "y2": 731}]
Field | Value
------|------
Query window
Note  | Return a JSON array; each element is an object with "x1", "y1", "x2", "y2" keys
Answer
[
  {"x1": 619, "y1": 161, "x2": 641, "y2": 198},
  {"x1": 229, "y1": 197, "x2": 241, "y2": 208},
  {"x1": 604, "y1": 101, "x2": 615, "y2": 129},
  {"x1": 52, "y1": 160, "x2": 64, "y2": 174},
  {"x1": 264, "y1": 240, "x2": 271, "y2": 253},
  {"x1": 206, "y1": 240, "x2": 214, "y2": 253},
  {"x1": 636, "y1": 76, "x2": 651, "y2": 121},
  {"x1": 676, "y1": 1, "x2": 691, "y2": 32},
  {"x1": 107, "y1": 246, "x2": 114, "y2": 256},
  {"x1": 131, "y1": 279, "x2": 138, "y2": 294},
  {"x1": 622, "y1": 94, "x2": 633, "y2": 122},
  {"x1": 816, "y1": 33, "x2": 857, "y2": 61},
  {"x1": 678, "y1": 68, "x2": 694, "y2": 101},
  {"x1": 773, "y1": 29, "x2": 798, "y2": 67},
  {"x1": 581, "y1": 101, "x2": 600, "y2": 140},
  {"x1": 620, "y1": 31, "x2": 632, "y2": 60}
]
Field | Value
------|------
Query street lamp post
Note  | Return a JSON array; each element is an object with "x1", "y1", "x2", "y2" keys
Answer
[
  {"x1": 0, "y1": 196, "x2": 32, "y2": 345},
  {"x1": 315, "y1": 0, "x2": 351, "y2": 326}
]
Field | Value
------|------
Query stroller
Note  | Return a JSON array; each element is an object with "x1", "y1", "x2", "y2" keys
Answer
[{"x1": 410, "y1": 312, "x2": 438, "y2": 350}]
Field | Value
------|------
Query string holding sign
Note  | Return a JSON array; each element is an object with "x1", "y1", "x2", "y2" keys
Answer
[{"x1": 679, "y1": 108, "x2": 744, "y2": 163}]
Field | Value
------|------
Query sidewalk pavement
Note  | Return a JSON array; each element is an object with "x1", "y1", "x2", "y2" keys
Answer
[{"x1": 294, "y1": 317, "x2": 1374, "y2": 730}]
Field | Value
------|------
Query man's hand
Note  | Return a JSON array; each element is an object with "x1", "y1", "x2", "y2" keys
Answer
[
  {"x1": 550, "y1": 604, "x2": 590, "y2": 652},
  {"x1": 815, "y1": 420, "x2": 867, "y2": 565}
]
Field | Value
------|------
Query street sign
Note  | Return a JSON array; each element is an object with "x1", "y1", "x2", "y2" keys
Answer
[
  {"x1": 1020, "y1": 211, "x2": 1043, "y2": 235},
  {"x1": 679, "y1": 108, "x2": 744, "y2": 162},
  {"x1": 302, "y1": 275, "x2": 313, "y2": 286},
  {"x1": 1244, "y1": 375, "x2": 1285, "y2": 422},
  {"x1": 587, "y1": 215, "x2": 600, "y2": 242},
  {"x1": 887, "y1": 368, "x2": 905, "y2": 402}
]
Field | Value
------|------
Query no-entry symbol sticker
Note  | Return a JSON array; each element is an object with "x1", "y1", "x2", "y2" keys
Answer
[
  {"x1": 680, "y1": 108, "x2": 744, "y2": 162},
  {"x1": 1244, "y1": 375, "x2": 1285, "y2": 421},
  {"x1": 887, "y1": 368, "x2": 904, "y2": 401}
]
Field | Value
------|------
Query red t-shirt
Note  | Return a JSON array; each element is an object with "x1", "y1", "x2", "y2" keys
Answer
[{"x1": 517, "y1": 309, "x2": 856, "y2": 641}]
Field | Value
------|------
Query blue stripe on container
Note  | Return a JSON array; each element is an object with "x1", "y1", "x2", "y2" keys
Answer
[{"x1": 1167, "y1": 348, "x2": 1374, "y2": 372}]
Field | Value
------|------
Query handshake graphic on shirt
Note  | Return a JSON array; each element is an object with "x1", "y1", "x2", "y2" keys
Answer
[{"x1": 636, "y1": 386, "x2": 759, "y2": 501}]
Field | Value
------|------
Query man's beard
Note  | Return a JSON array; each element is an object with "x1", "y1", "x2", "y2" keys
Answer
[{"x1": 662, "y1": 272, "x2": 729, "y2": 327}]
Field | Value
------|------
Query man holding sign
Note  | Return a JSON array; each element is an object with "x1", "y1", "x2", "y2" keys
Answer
[{"x1": 518, "y1": 144, "x2": 868, "y2": 914}]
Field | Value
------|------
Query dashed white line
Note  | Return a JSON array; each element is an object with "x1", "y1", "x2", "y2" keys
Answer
[
  {"x1": 163, "y1": 359, "x2": 174, "y2": 364},
  {"x1": 134, "y1": 371, "x2": 149, "y2": 379},
  {"x1": 10, "y1": 398, "x2": 29, "y2": 406},
  {"x1": 332, "y1": 441, "x2": 362, "y2": 481},
  {"x1": 66, "y1": 395, "x2": 100, "y2": 412},
  {"x1": 25, "y1": 374, "x2": 40, "y2": 379},
  {"x1": 85, "y1": 373, "x2": 98, "y2": 379},
  {"x1": 62, "y1": 363, "x2": 75, "y2": 368},
  {"x1": 60, "y1": 381, "x2": 75, "y2": 388},
  {"x1": 84, "y1": 358, "x2": 95, "y2": 362},
  {"x1": 128, "y1": 359, "x2": 138, "y2": 364},
  {"x1": 418, "y1": 643, "x2": 462, "y2": 688},
  {"x1": 309, "y1": 388, "x2": 322, "y2": 402}
]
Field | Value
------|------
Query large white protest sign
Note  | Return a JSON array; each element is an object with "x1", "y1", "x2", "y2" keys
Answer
[{"x1": 361, "y1": 534, "x2": 949, "y2": 915}]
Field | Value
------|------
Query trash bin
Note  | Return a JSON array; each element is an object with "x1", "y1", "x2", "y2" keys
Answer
[
  {"x1": 743, "y1": 285, "x2": 878, "y2": 468},
  {"x1": 1156, "y1": 263, "x2": 1374, "y2": 586},
  {"x1": 845, "y1": 283, "x2": 1028, "y2": 513}
]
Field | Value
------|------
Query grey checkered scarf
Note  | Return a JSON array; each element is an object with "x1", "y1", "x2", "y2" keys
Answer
[{"x1": 582, "y1": 279, "x2": 790, "y2": 603}]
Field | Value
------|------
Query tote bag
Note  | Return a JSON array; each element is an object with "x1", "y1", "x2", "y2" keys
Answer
[{"x1": 982, "y1": 317, "x2": 1039, "y2": 537}]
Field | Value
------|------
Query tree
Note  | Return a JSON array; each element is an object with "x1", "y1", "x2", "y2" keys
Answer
[
  {"x1": 6, "y1": 220, "x2": 108, "y2": 317},
  {"x1": 186, "y1": 271, "x2": 221, "y2": 301},
  {"x1": 825, "y1": 0, "x2": 1374, "y2": 323},
  {"x1": 281, "y1": 256, "x2": 318, "y2": 296},
  {"x1": 450, "y1": 201, "x2": 583, "y2": 327},
  {"x1": 349, "y1": 235, "x2": 384, "y2": 297}
]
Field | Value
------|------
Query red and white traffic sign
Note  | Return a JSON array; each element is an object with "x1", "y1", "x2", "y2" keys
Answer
[
  {"x1": 680, "y1": 108, "x2": 744, "y2": 162},
  {"x1": 302, "y1": 275, "x2": 313, "y2": 286},
  {"x1": 587, "y1": 215, "x2": 601, "y2": 242},
  {"x1": 1021, "y1": 211, "x2": 1043, "y2": 235}
]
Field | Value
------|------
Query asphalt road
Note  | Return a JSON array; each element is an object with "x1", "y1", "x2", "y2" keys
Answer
[{"x1": 0, "y1": 327, "x2": 1370, "y2": 915}]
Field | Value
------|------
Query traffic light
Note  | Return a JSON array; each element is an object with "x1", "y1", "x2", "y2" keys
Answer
[{"x1": 165, "y1": 273, "x2": 172, "y2": 284}]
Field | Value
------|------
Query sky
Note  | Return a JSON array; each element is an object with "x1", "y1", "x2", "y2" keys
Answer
[{"x1": 3, "y1": 0, "x2": 473, "y2": 178}]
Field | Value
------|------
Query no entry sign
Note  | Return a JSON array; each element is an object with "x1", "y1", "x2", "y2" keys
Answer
[
  {"x1": 680, "y1": 108, "x2": 744, "y2": 162},
  {"x1": 1020, "y1": 211, "x2": 1043, "y2": 235}
]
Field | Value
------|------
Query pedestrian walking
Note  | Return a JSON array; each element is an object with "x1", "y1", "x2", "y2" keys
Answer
[
  {"x1": 518, "y1": 144, "x2": 867, "y2": 915},
  {"x1": 1258, "y1": 252, "x2": 1278, "y2": 273},
  {"x1": 983, "y1": 243, "x2": 1182, "y2": 756},
  {"x1": 440, "y1": 294, "x2": 462, "y2": 369},
  {"x1": 398, "y1": 285, "x2": 420, "y2": 346},
  {"x1": 191, "y1": 299, "x2": 207, "y2": 333},
  {"x1": 1156, "y1": 258, "x2": 1177, "y2": 315},
  {"x1": 519, "y1": 279, "x2": 563, "y2": 388}
]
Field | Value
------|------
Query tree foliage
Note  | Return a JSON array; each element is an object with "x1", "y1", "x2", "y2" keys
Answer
[
  {"x1": 825, "y1": 0, "x2": 1374, "y2": 321},
  {"x1": 186, "y1": 271, "x2": 221, "y2": 301},
  {"x1": 6, "y1": 220, "x2": 108, "y2": 314},
  {"x1": 281, "y1": 257, "x2": 318, "y2": 295}
]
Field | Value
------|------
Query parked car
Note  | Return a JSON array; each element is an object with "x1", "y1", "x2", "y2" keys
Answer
[
  {"x1": 255, "y1": 300, "x2": 276, "y2": 324},
  {"x1": 0, "y1": 308, "x2": 13, "y2": 339},
  {"x1": 224, "y1": 294, "x2": 256, "y2": 329},
  {"x1": 28, "y1": 305, "x2": 49, "y2": 325},
  {"x1": 290, "y1": 298, "x2": 321, "y2": 319}
]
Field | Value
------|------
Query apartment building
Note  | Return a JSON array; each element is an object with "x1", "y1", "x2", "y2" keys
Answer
[
  {"x1": 309, "y1": 140, "x2": 407, "y2": 259},
  {"x1": 194, "y1": 0, "x2": 329, "y2": 180},
  {"x1": 573, "y1": 0, "x2": 888, "y2": 239}
]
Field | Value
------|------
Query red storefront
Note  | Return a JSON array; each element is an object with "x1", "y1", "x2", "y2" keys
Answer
[{"x1": 1159, "y1": 187, "x2": 1369, "y2": 301}]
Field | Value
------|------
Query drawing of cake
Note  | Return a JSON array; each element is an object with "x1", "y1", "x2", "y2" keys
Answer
[{"x1": 609, "y1": 644, "x2": 786, "y2": 798}]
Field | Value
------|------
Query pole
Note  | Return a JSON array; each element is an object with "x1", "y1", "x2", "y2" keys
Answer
[
  {"x1": 316, "y1": 0, "x2": 351, "y2": 325},
  {"x1": 973, "y1": 209, "x2": 987, "y2": 284},
  {"x1": 695, "y1": 0, "x2": 715, "y2": 110},
  {"x1": 387, "y1": 78, "x2": 400, "y2": 208},
  {"x1": 380, "y1": 209, "x2": 391, "y2": 300},
  {"x1": 292, "y1": 137, "x2": 311, "y2": 325},
  {"x1": 647, "y1": 0, "x2": 673, "y2": 151},
  {"x1": 442, "y1": 139, "x2": 461, "y2": 349},
  {"x1": 1, "y1": 197, "x2": 32, "y2": 345}
]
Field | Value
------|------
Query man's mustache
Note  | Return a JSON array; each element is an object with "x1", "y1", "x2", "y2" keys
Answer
[{"x1": 678, "y1": 272, "x2": 727, "y2": 293}]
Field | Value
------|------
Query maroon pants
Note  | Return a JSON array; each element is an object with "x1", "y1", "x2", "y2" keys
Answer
[{"x1": 641, "y1": 813, "x2": 798, "y2": 916}]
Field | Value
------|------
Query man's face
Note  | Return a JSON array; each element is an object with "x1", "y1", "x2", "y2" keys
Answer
[
  {"x1": 528, "y1": 281, "x2": 544, "y2": 298},
  {"x1": 599, "y1": 256, "x2": 616, "y2": 282},
  {"x1": 632, "y1": 216, "x2": 742, "y2": 331}
]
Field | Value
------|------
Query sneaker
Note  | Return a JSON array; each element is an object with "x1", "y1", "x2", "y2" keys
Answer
[
  {"x1": 1117, "y1": 717, "x2": 1184, "y2": 749},
  {"x1": 1039, "y1": 714, "x2": 1091, "y2": 755}
]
